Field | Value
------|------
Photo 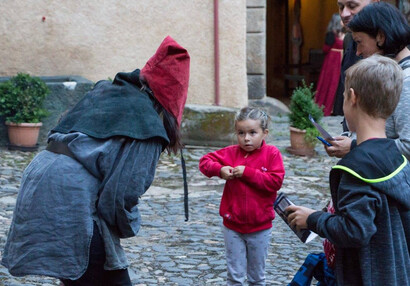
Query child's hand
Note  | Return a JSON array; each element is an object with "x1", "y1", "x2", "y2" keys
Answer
[
  {"x1": 285, "y1": 205, "x2": 316, "y2": 231},
  {"x1": 325, "y1": 136, "x2": 352, "y2": 158},
  {"x1": 232, "y1": 166, "x2": 245, "y2": 178},
  {"x1": 220, "y1": 166, "x2": 234, "y2": 180}
]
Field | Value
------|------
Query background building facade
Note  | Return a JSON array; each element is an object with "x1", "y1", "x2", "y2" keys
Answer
[{"x1": 1, "y1": 0, "x2": 248, "y2": 108}]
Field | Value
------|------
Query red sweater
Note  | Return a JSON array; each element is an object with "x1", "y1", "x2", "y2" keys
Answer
[{"x1": 199, "y1": 141, "x2": 285, "y2": 233}]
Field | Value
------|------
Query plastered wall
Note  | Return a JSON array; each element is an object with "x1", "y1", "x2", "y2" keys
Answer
[{"x1": 0, "y1": 0, "x2": 248, "y2": 108}]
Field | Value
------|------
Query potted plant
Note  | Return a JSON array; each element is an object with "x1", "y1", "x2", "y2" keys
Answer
[
  {"x1": 286, "y1": 80, "x2": 323, "y2": 156},
  {"x1": 0, "y1": 73, "x2": 50, "y2": 150}
]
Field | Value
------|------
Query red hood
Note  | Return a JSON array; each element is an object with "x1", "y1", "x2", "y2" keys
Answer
[{"x1": 141, "y1": 36, "x2": 190, "y2": 126}]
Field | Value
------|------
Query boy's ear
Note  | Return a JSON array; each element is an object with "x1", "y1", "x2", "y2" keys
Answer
[
  {"x1": 349, "y1": 88, "x2": 358, "y2": 105},
  {"x1": 264, "y1": 128, "x2": 269, "y2": 135}
]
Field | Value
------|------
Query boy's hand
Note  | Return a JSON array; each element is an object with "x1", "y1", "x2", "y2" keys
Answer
[
  {"x1": 285, "y1": 205, "x2": 316, "y2": 231},
  {"x1": 232, "y1": 166, "x2": 245, "y2": 178},
  {"x1": 220, "y1": 166, "x2": 234, "y2": 180},
  {"x1": 325, "y1": 136, "x2": 352, "y2": 158}
]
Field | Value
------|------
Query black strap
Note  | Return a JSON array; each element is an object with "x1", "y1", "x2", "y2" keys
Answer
[
  {"x1": 180, "y1": 148, "x2": 189, "y2": 221},
  {"x1": 46, "y1": 140, "x2": 76, "y2": 160}
]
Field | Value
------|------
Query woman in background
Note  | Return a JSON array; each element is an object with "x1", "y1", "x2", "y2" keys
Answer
[{"x1": 315, "y1": 14, "x2": 345, "y2": 116}]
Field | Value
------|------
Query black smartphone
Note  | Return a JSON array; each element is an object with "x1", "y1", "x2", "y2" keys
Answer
[
  {"x1": 317, "y1": 136, "x2": 332, "y2": 146},
  {"x1": 308, "y1": 114, "x2": 334, "y2": 142}
]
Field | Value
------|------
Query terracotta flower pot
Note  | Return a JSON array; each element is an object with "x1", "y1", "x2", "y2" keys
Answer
[
  {"x1": 5, "y1": 122, "x2": 42, "y2": 149},
  {"x1": 286, "y1": 126, "x2": 315, "y2": 156}
]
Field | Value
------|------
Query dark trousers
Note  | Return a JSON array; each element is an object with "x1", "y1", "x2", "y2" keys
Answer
[{"x1": 61, "y1": 223, "x2": 132, "y2": 286}]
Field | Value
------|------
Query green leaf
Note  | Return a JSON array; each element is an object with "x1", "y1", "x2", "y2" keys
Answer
[{"x1": 288, "y1": 80, "x2": 324, "y2": 144}]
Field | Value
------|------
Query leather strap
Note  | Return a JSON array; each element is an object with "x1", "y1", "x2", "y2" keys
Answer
[
  {"x1": 46, "y1": 140, "x2": 76, "y2": 160},
  {"x1": 180, "y1": 148, "x2": 189, "y2": 221}
]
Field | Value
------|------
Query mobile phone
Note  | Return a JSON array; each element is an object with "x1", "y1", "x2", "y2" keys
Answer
[
  {"x1": 317, "y1": 136, "x2": 332, "y2": 146},
  {"x1": 308, "y1": 114, "x2": 335, "y2": 141}
]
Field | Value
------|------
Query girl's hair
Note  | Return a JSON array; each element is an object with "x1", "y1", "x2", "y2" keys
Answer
[
  {"x1": 327, "y1": 13, "x2": 343, "y2": 35},
  {"x1": 348, "y1": 2, "x2": 410, "y2": 57},
  {"x1": 140, "y1": 78, "x2": 182, "y2": 155},
  {"x1": 235, "y1": 107, "x2": 270, "y2": 130},
  {"x1": 153, "y1": 98, "x2": 182, "y2": 155}
]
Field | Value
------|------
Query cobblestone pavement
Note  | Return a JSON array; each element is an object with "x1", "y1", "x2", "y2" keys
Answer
[{"x1": 0, "y1": 116, "x2": 345, "y2": 286}]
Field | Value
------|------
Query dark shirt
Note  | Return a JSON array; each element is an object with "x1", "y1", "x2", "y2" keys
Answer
[{"x1": 332, "y1": 33, "x2": 360, "y2": 117}]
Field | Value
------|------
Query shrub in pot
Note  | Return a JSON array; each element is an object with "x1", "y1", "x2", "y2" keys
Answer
[
  {"x1": 0, "y1": 73, "x2": 50, "y2": 150},
  {"x1": 287, "y1": 81, "x2": 323, "y2": 156}
]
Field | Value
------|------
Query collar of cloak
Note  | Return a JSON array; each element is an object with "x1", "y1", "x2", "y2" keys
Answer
[{"x1": 51, "y1": 69, "x2": 169, "y2": 146}]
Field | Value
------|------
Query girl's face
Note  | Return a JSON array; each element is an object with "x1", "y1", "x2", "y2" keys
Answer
[
  {"x1": 352, "y1": 31, "x2": 383, "y2": 58},
  {"x1": 235, "y1": 119, "x2": 268, "y2": 152}
]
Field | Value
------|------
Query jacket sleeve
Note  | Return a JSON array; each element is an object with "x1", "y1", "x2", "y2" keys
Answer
[
  {"x1": 241, "y1": 148, "x2": 285, "y2": 193},
  {"x1": 307, "y1": 173, "x2": 380, "y2": 248},
  {"x1": 97, "y1": 138, "x2": 163, "y2": 238},
  {"x1": 386, "y1": 76, "x2": 410, "y2": 160},
  {"x1": 199, "y1": 148, "x2": 230, "y2": 178}
]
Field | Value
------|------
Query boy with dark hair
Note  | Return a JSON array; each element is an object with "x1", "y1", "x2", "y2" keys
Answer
[{"x1": 287, "y1": 54, "x2": 410, "y2": 286}]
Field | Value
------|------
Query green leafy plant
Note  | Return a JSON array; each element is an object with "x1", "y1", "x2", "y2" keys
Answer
[
  {"x1": 288, "y1": 81, "x2": 323, "y2": 145},
  {"x1": 0, "y1": 73, "x2": 50, "y2": 123}
]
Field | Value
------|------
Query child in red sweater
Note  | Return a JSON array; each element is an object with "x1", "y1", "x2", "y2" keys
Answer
[{"x1": 199, "y1": 107, "x2": 285, "y2": 285}]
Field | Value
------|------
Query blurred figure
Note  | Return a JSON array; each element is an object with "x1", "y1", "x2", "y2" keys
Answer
[{"x1": 315, "y1": 14, "x2": 345, "y2": 116}]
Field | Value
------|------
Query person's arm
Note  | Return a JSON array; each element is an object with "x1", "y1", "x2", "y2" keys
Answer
[
  {"x1": 324, "y1": 136, "x2": 354, "y2": 158},
  {"x1": 386, "y1": 79, "x2": 410, "y2": 160},
  {"x1": 322, "y1": 32, "x2": 335, "y2": 54},
  {"x1": 307, "y1": 174, "x2": 379, "y2": 248},
  {"x1": 97, "y1": 138, "x2": 163, "y2": 238},
  {"x1": 199, "y1": 148, "x2": 231, "y2": 179},
  {"x1": 237, "y1": 148, "x2": 285, "y2": 193}
]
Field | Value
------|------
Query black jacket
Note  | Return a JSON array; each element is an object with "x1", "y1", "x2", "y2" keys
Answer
[{"x1": 332, "y1": 34, "x2": 360, "y2": 116}]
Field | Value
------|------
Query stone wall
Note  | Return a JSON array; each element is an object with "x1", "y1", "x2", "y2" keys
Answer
[
  {"x1": 246, "y1": 0, "x2": 266, "y2": 100},
  {"x1": 0, "y1": 1, "x2": 288, "y2": 149},
  {"x1": 181, "y1": 104, "x2": 238, "y2": 147}
]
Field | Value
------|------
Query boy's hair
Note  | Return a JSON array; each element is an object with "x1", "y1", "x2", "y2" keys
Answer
[
  {"x1": 348, "y1": 2, "x2": 410, "y2": 57},
  {"x1": 344, "y1": 54, "x2": 403, "y2": 119},
  {"x1": 235, "y1": 107, "x2": 270, "y2": 131}
]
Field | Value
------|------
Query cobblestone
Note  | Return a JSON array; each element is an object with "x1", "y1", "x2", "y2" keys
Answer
[{"x1": 0, "y1": 116, "x2": 345, "y2": 285}]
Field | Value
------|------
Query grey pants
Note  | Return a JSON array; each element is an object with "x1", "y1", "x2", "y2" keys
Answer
[{"x1": 223, "y1": 225, "x2": 272, "y2": 286}]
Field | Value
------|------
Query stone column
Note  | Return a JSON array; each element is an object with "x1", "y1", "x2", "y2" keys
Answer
[{"x1": 246, "y1": 0, "x2": 266, "y2": 100}]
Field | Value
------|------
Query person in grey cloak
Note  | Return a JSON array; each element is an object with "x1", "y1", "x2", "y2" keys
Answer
[{"x1": 1, "y1": 35, "x2": 190, "y2": 286}]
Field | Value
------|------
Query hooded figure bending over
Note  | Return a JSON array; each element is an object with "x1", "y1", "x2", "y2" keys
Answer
[{"x1": 1, "y1": 36, "x2": 190, "y2": 286}]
